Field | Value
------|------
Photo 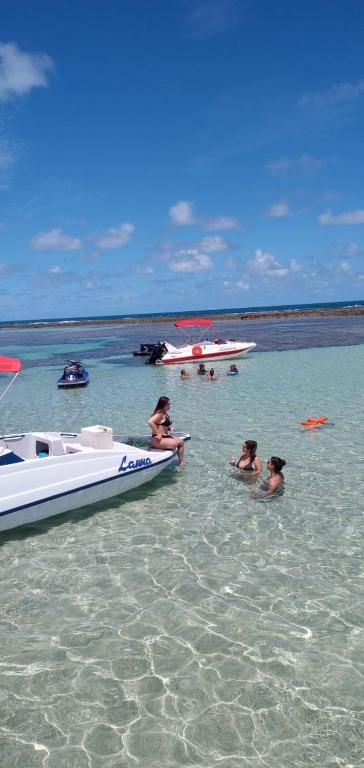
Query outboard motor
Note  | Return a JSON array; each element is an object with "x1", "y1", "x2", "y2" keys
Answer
[{"x1": 147, "y1": 342, "x2": 167, "y2": 365}]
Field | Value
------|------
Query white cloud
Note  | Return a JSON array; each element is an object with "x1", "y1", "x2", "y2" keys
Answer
[
  {"x1": 199, "y1": 235, "x2": 228, "y2": 252},
  {"x1": 289, "y1": 258, "x2": 301, "y2": 272},
  {"x1": 266, "y1": 153, "x2": 322, "y2": 177},
  {"x1": 329, "y1": 241, "x2": 362, "y2": 257},
  {"x1": 30, "y1": 228, "x2": 82, "y2": 251},
  {"x1": 318, "y1": 209, "x2": 364, "y2": 226},
  {"x1": 169, "y1": 200, "x2": 241, "y2": 230},
  {"x1": 0, "y1": 42, "x2": 54, "y2": 101},
  {"x1": 339, "y1": 260, "x2": 351, "y2": 273},
  {"x1": 236, "y1": 279, "x2": 250, "y2": 290},
  {"x1": 346, "y1": 242, "x2": 360, "y2": 256},
  {"x1": 33, "y1": 267, "x2": 79, "y2": 286},
  {"x1": 169, "y1": 200, "x2": 195, "y2": 226},
  {"x1": 247, "y1": 248, "x2": 289, "y2": 278},
  {"x1": 300, "y1": 79, "x2": 364, "y2": 108},
  {"x1": 136, "y1": 265, "x2": 154, "y2": 274},
  {"x1": 94, "y1": 222, "x2": 135, "y2": 248},
  {"x1": 265, "y1": 201, "x2": 292, "y2": 219},
  {"x1": 202, "y1": 215, "x2": 240, "y2": 230},
  {"x1": 169, "y1": 248, "x2": 213, "y2": 273},
  {"x1": 184, "y1": 0, "x2": 239, "y2": 40}
]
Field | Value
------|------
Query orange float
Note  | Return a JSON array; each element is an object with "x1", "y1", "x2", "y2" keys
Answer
[
  {"x1": 306, "y1": 417, "x2": 328, "y2": 424},
  {"x1": 192, "y1": 344, "x2": 203, "y2": 357},
  {"x1": 301, "y1": 417, "x2": 328, "y2": 427}
]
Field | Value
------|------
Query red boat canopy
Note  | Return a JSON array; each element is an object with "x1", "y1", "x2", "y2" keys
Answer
[
  {"x1": 174, "y1": 318, "x2": 212, "y2": 328},
  {"x1": 0, "y1": 355, "x2": 22, "y2": 373}
]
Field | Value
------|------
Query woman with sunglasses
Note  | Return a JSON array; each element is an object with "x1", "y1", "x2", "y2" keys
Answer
[{"x1": 229, "y1": 439, "x2": 262, "y2": 476}]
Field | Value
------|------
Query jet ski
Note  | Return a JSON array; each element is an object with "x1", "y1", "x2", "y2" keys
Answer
[{"x1": 57, "y1": 361, "x2": 89, "y2": 388}]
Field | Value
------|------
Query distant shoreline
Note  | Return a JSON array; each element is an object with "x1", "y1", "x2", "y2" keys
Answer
[{"x1": 1, "y1": 305, "x2": 364, "y2": 330}]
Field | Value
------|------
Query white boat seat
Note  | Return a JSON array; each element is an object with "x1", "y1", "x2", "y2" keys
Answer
[
  {"x1": 48, "y1": 437, "x2": 66, "y2": 456},
  {"x1": 64, "y1": 442, "x2": 95, "y2": 453}
]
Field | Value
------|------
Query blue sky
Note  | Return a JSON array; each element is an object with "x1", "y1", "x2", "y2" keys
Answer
[{"x1": 1, "y1": 0, "x2": 364, "y2": 320}]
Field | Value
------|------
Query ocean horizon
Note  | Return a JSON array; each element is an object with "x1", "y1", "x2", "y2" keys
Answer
[{"x1": 1, "y1": 298, "x2": 364, "y2": 327}]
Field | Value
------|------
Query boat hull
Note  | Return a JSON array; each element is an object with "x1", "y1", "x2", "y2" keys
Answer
[
  {"x1": 0, "y1": 458, "x2": 172, "y2": 532},
  {"x1": 0, "y1": 433, "x2": 177, "y2": 533},
  {"x1": 157, "y1": 343, "x2": 256, "y2": 365}
]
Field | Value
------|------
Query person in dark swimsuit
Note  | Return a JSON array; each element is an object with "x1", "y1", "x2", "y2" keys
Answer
[
  {"x1": 197, "y1": 363, "x2": 206, "y2": 375},
  {"x1": 229, "y1": 439, "x2": 262, "y2": 475},
  {"x1": 149, "y1": 396, "x2": 186, "y2": 465},
  {"x1": 207, "y1": 368, "x2": 217, "y2": 380}
]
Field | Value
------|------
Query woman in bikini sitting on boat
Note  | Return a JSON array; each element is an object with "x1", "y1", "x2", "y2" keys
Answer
[{"x1": 149, "y1": 396, "x2": 186, "y2": 465}]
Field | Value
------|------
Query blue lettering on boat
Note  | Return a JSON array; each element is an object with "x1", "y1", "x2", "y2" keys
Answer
[{"x1": 119, "y1": 455, "x2": 153, "y2": 472}]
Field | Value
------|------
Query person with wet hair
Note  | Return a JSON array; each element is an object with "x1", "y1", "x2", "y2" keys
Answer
[
  {"x1": 260, "y1": 456, "x2": 286, "y2": 495},
  {"x1": 229, "y1": 439, "x2": 262, "y2": 475},
  {"x1": 180, "y1": 369, "x2": 190, "y2": 379},
  {"x1": 207, "y1": 368, "x2": 217, "y2": 380},
  {"x1": 149, "y1": 396, "x2": 186, "y2": 465},
  {"x1": 197, "y1": 363, "x2": 206, "y2": 375}
]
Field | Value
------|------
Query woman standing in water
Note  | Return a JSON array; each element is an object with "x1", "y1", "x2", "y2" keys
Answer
[
  {"x1": 262, "y1": 456, "x2": 286, "y2": 496},
  {"x1": 149, "y1": 396, "x2": 186, "y2": 465},
  {"x1": 229, "y1": 439, "x2": 262, "y2": 476},
  {"x1": 207, "y1": 368, "x2": 217, "y2": 380},
  {"x1": 256, "y1": 456, "x2": 286, "y2": 496}
]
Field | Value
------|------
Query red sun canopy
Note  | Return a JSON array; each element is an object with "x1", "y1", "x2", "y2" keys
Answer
[
  {"x1": 0, "y1": 355, "x2": 22, "y2": 374},
  {"x1": 174, "y1": 318, "x2": 212, "y2": 329}
]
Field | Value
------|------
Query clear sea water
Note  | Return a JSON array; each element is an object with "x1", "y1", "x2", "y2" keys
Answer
[{"x1": 1, "y1": 317, "x2": 363, "y2": 768}]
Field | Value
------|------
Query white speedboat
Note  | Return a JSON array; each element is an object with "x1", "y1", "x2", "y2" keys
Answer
[
  {"x1": 0, "y1": 356, "x2": 190, "y2": 533},
  {"x1": 148, "y1": 318, "x2": 256, "y2": 365}
]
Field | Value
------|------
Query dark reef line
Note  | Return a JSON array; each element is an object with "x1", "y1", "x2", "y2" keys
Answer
[{"x1": 1, "y1": 306, "x2": 364, "y2": 330}]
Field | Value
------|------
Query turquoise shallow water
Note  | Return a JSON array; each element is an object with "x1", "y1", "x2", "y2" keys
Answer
[{"x1": 0, "y1": 327, "x2": 364, "y2": 767}]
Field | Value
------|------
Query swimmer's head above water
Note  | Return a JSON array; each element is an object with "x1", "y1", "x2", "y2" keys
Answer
[
  {"x1": 244, "y1": 439, "x2": 257, "y2": 457},
  {"x1": 268, "y1": 456, "x2": 286, "y2": 473}
]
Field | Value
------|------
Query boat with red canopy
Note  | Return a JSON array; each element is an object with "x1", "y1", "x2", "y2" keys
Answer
[{"x1": 148, "y1": 318, "x2": 256, "y2": 365}]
